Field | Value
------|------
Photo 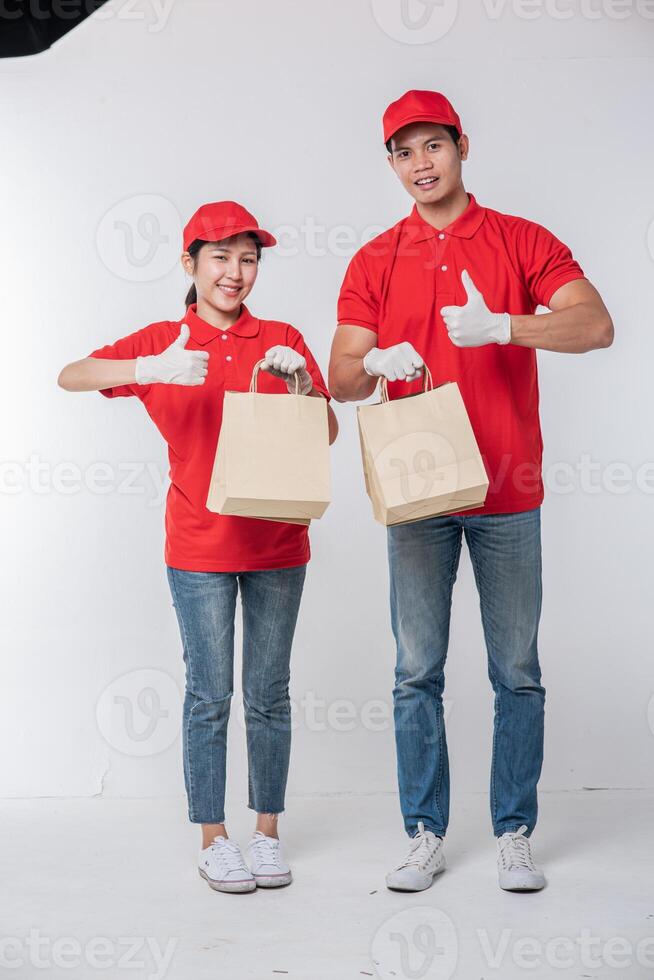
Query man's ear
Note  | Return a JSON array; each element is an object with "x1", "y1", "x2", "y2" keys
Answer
[{"x1": 458, "y1": 134, "x2": 469, "y2": 161}]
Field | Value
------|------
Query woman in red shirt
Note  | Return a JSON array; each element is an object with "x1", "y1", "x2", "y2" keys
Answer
[{"x1": 59, "y1": 201, "x2": 338, "y2": 894}]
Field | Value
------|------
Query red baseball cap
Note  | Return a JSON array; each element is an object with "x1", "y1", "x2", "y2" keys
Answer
[
  {"x1": 383, "y1": 90, "x2": 462, "y2": 145},
  {"x1": 183, "y1": 201, "x2": 277, "y2": 252}
]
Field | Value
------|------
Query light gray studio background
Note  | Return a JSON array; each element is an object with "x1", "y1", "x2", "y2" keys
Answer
[{"x1": 2, "y1": 0, "x2": 652, "y2": 808}]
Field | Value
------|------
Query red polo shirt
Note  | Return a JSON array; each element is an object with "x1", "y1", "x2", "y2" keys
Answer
[
  {"x1": 89, "y1": 304, "x2": 330, "y2": 571},
  {"x1": 337, "y1": 192, "x2": 585, "y2": 515}
]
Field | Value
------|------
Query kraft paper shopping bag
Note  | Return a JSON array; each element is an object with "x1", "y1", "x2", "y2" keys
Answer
[
  {"x1": 357, "y1": 367, "x2": 489, "y2": 526},
  {"x1": 206, "y1": 359, "x2": 331, "y2": 523}
]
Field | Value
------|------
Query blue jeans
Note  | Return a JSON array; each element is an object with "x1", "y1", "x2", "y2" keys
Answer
[
  {"x1": 166, "y1": 563, "x2": 307, "y2": 824},
  {"x1": 387, "y1": 507, "x2": 545, "y2": 840}
]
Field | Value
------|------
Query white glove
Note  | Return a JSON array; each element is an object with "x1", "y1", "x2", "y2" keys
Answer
[
  {"x1": 135, "y1": 324, "x2": 209, "y2": 385},
  {"x1": 261, "y1": 345, "x2": 313, "y2": 395},
  {"x1": 363, "y1": 342, "x2": 424, "y2": 382},
  {"x1": 440, "y1": 270, "x2": 511, "y2": 347}
]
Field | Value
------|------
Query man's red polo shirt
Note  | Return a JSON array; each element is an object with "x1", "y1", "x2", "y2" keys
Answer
[
  {"x1": 337, "y1": 192, "x2": 585, "y2": 515},
  {"x1": 89, "y1": 304, "x2": 330, "y2": 571}
]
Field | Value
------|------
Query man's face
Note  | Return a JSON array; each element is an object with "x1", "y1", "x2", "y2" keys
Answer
[{"x1": 388, "y1": 123, "x2": 468, "y2": 205}]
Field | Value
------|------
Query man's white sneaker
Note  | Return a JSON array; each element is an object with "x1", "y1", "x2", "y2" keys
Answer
[
  {"x1": 386, "y1": 821, "x2": 446, "y2": 892},
  {"x1": 496, "y1": 825, "x2": 546, "y2": 891},
  {"x1": 247, "y1": 831, "x2": 293, "y2": 888},
  {"x1": 198, "y1": 836, "x2": 256, "y2": 894}
]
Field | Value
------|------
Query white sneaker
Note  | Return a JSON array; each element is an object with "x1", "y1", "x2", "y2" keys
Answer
[
  {"x1": 247, "y1": 831, "x2": 293, "y2": 888},
  {"x1": 386, "y1": 821, "x2": 446, "y2": 892},
  {"x1": 198, "y1": 836, "x2": 256, "y2": 894},
  {"x1": 496, "y1": 825, "x2": 546, "y2": 891}
]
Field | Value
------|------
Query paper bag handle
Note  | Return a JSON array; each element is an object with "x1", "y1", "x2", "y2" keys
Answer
[
  {"x1": 379, "y1": 364, "x2": 433, "y2": 404},
  {"x1": 249, "y1": 359, "x2": 302, "y2": 395}
]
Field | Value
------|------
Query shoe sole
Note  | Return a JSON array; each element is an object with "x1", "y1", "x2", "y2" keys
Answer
[
  {"x1": 498, "y1": 873, "x2": 546, "y2": 892},
  {"x1": 198, "y1": 868, "x2": 256, "y2": 893},
  {"x1": 386, "y1": 859, "x2": 446, "y2": 892},
  {"x1": 254, "y1": 872, "x2": 293, "y2": 888}
]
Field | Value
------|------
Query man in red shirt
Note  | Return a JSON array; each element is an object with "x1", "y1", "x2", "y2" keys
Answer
[{"x1": 329, "y1": 90, "x2": 613, "y2": 892}]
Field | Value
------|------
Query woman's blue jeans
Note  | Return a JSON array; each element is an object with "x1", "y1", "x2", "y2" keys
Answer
[
  {"x1": 166, "y1": 563, "x2": 307, "y2": 824},
  {"x1": 387, "y1": 507, "x2": 545, "y2": 840}
]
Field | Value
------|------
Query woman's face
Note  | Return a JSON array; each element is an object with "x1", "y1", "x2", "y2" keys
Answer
[{"x1": 186, "y1": 233, "x2": 260, "y2": 315}]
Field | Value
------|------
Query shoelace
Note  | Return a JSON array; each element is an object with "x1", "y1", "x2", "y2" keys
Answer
[
  {"x1": 249, "y1": 833, "x2": 282, "y2": 870},
  {"x1": 395, "y1": 821, "x2": 439, "y2": 871},
  {"x1": 498, "y1": 825, "x2": 536, "y2": 871},
  {"x1": 208, "y1": 838, "x2": 249, "y2": 875}
]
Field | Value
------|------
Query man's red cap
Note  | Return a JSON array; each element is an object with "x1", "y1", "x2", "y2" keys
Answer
[
  {"x1": 383, "y1": 90, "x2": 462, "y2": 145},
  {"x1": 183, "y1": 201, "x2": 277, "y2": 252}
]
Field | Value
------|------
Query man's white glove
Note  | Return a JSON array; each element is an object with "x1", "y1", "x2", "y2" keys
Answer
[
  {"x1": 440, "y1": 270, "x2": 512, "y2": 347},
  {"x1": 135, "y1": 323, "x2": 209, "y2": 385},
  {"x1": 363, "y1": 342, "x2": 424, "y2": 382},
  {"x1": 262, "y1": 345, "x2": 313, "y2": 395}
]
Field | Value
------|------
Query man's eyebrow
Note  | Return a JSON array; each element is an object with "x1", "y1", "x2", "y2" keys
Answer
[{"x1": 393, "y1": 135, "x2": 444, "y2": 152}]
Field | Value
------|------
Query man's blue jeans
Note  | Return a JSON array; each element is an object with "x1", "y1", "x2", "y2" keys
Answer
[
  {"x1": 166, "y1": 563, "x2": 307, "y2": 824},
  {"x1": 387, "y1": 507, "x2": 545, "y2": 840}
]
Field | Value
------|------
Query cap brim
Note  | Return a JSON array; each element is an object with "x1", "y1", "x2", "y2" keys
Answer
[
  {"x1": 384, "y1": 113, "x2": 458, "y2": 144},
  {"x1": 186, "y1": 223, "x2": 277, "y2": 250}
]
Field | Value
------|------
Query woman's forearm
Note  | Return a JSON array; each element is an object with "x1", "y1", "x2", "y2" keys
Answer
[{"x1": 58, "y1": 357, "x2": 137, "y2": 392}]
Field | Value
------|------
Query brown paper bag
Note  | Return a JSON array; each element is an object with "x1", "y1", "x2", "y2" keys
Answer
[
  {"x1": 206, "y1": 359, "x2": 331, "y2": 523},
  {"x1": 357, "y1": 367, "x2": 489, "y2": 526}
]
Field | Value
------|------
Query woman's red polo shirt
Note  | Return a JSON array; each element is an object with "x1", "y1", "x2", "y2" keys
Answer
[
  {"x1": 89, "y1": 304, "x2": 330, "y2": 572},
  {"x1": 337, "y1": 192, "x2": 585, "y2": 515}
]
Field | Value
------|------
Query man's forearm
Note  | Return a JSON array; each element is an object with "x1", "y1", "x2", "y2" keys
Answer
[
  {"x1": 329, "y1": 354, "x2": 378, "y2": 403},
  {"x1": 510, "y1": 303, "x2": 614, "y2": 354}
]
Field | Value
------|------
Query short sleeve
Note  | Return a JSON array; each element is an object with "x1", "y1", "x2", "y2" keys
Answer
[
  {"x1": 518, "y1": 220, "x2": 585, "y2": 309},
  {"x1": 88, "y1": 324, "x2": 161, "y2": 399},
  {"x1": 337, "y1": 249, "x2": 380, "y2": 331},
  {"x1": 286, "y1": 326, "x2": 331, "y2": 401}
]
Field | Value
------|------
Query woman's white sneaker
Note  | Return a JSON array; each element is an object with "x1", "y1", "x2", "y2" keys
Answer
[
  {"x1": 247, "y1": 831, "x2": 293, "y2": 888},
  {"x1": 198, "y1": 837, "x2": 256, "y2": 894},
  {"x1": 386, "y1": 821, "x2": 446, "y2": 891},
  {"x1": 496, "y1": 825, "x2": 546, "y2": 891}
]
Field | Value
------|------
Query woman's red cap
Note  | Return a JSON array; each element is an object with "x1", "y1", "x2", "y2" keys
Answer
[{"x1": 183, "y1": 201, "x2": 277, "y2": 251}]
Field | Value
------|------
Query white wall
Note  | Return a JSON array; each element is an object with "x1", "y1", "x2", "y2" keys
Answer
[{"x1": 1, "y1": 0, "x2": 653, "y2": 805}]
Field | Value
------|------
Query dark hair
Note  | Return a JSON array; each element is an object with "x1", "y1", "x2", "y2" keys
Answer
[
  {"x1": 386, "y1": 124, "x2": 460, "y2": 155},
  {"x1": 184, "y1": 233, "x2": 263, "y2": 308}
]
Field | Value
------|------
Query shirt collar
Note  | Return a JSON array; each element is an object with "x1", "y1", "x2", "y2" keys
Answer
[
  {"x1": 405, "y1": 192, "x2": 486, "y2": 243},
  {"x1": 184, "y1": 303, "x2": 261, "y2": 345}
]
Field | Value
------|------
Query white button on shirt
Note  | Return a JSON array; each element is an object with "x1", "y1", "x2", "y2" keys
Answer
[
  {"x1": 441, "y1": 265, "x2": 448, "y2": 272},
  {"x1": 438, "y1": 233, "x2": 445, "y2": 240}
]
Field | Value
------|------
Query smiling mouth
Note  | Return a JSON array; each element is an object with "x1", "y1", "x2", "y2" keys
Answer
[
  {"x1": 217, "y1": 283, "x2": 241, "y2": 296},
  {"x1": 415, "y1": 176, "x2": 439, "y2": 187}
]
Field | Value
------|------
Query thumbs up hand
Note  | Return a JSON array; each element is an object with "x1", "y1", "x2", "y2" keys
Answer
[
  {"x1": 440, "y1": 270, "x2": 512, "y2": 347},
  {"x1": 135, "y1": 324, "x2": 210, "y2": 385}
]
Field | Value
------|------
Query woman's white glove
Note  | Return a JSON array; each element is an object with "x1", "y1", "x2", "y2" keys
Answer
[
  {"x1": 135, "y1": 324, "x2": 209, "y2": 385},
  {"x1": 261, "y1": 345, "x2": 313, "y2": 395},
  {"x1": 363, "y1": 342, "x2": 424, "y2": 382},
  {"x1": 440, "y1": 270, "x2": 511, "y2": 347}
]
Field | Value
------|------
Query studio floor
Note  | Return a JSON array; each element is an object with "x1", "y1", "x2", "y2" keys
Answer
[{"x1": 2, "y1": 789, "x2": 652, "y2": 979}]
